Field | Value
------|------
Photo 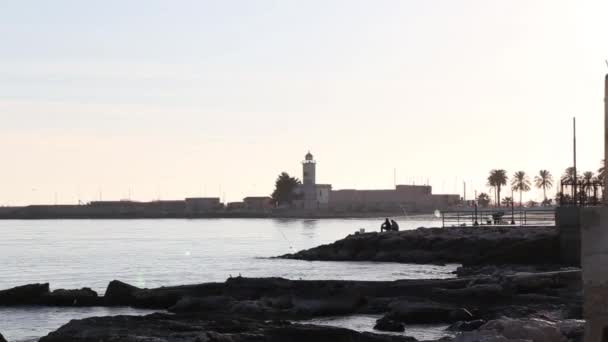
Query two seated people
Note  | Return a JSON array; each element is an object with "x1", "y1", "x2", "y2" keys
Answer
[{"x1": 380, "y1": 218, "x2": 399, "y2": 232}]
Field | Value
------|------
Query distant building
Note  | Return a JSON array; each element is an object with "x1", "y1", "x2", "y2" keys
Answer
[
  {"x1": 292, "y1": 152, "x2": 459, "y2": 212},
  {"x1": 243, "y1": 196, "x2": 273, "y2": 210},
  {"x1": 185, "y1": 197, "x2": 223, "y2": 213}
]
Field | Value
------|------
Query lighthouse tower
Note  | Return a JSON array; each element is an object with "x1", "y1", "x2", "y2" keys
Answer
[{"x1": 302, "y1": 152, "x2": 317, "y2": 209}]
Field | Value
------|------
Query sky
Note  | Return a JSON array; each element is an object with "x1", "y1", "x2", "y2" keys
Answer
[{"x1": 1, "y1": 0, "x2": 608, "y2": 205}]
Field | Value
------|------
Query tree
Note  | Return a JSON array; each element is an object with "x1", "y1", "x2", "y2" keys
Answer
[
  {"x1": 598, "y1": 159, "x2": 605, "y2": 184},
  {"x1": 511, "y1": 171, "x2": 531, "y2": 207},
  {"x1": 561, "y1": 167, "x2": 579, "y2": 183},
  {"x1": 583, "y1": 171, "x2": 595, "y2": 197},
  {"x1": 534, "y1": 170, "x2": 553, "y2": 204},
  {"x1": 487, "y1": 169, "x2": 508, "y2": 207},
  {"x1": 271, "y1": 172, "x2": 301, "y2": 206},
  {"x1": 477, "y1": 193, "x2": 490, "y2": 208},
  {"x1": 501, "y1": 197, "x2": 513, "y2": 207},
  {"x1": 526, "y1": 200, "x2": 538, "y2": 208}
]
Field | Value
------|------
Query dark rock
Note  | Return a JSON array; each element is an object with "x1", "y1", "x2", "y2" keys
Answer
[
  {"x1": 104, "y1": 280, "x2": 140, "y2": 305},
  {"x1": 0, "y1": 283, "x2": 50, "y2": 305},
  {"x1": 41, "y1": 288, "x2": 100, "y2": 306},
  {"x1": 448, "y1": 308, "x2": 474, "y2": 322},
  {"x1": 39, "y1": 313, "x2": 419, "y2": 342},
  {"x1": 374, "y1": 316, "x2": 405, "y2": 332},
  {"x1": 447, "y1": 319, "x2": 486, "y2": 332},
  {"x1": 280, "y1": 226, "x2": 561, "y2": 265},
  {"x1": 169, "y1": 295, "x2": 235, "y2": 313},
  {"x1": 0, "y1": 332, "x2": 5, "y2": 342},
  {"x1": 292, "y1": 295, "x2": 364, "y2": 316},
  {"x1": 386, "y1": 300, "x2": 454, "y2": 323}
]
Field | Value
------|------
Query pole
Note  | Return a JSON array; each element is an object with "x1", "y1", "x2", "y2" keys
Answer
[
  {"x1": 511, "y1": 188, "x2": 515, "y2": 224},
  {"x1": 463, "y1": 181, "x2": 466, "y2": 204},
  {"x1": 573, "y1": 117, "x2": 577, "y2": 205}
]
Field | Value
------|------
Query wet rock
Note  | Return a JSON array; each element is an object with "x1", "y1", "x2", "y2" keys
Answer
[
  {"x1": 292, "y1": 295, "x2": 364, "y2": 316},
  {"x1": 455, "y1": 317, "x2": 567, "y2": 342},
  {"x1": 0, "y1": 283, "x2": 50, "y2": 305},
  {"x1": 386, "y1": 300, "x2": 454, "y2": 323},
  {"x1": 41, "y1": 288, "x2": 100, "y2": 306},
  {"x1": 280, "y1": 226, "x2": 560, "y2": 266},
  {"x1": 169, "y1": 295, "x2": 235, "y2": 313},
  {"x1": 39, "y1": 313, "x2": 419, "y2": 342},
  {"x1": 556, "y1": 319, "x2": 584, "y2": 341},
  {"x1": 448, "y1": 308, "x2": 474, "y2": 322},
  {"x1": 374, "y1": 316, "x2": 405, "y2": 332},
  {"x1": 447, "y1": 319, "x2": 486, "y2": 332},
  {"x1": 104, "y1": 280, "x2": 140, "y2": 305}
]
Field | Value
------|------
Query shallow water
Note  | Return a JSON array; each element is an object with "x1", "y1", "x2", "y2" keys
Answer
[
  {"x1": 0, "y1": 217, "x2": 458, "y2": 341},
  {"x1": 305, "y1": 315, "x2": 456, "y2": 341}
]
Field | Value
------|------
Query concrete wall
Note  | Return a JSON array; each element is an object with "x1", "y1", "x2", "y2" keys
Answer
[
  {"x1": 581, "y1": 206, "x2": 608, "y2": 342},
  {"x1": 556, "y1": 206, "x2": 582, "y2": 266}
]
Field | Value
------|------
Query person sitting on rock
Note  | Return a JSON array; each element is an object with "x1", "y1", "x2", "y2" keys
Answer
[
  {"x1": 381, "y1": 218, "x2": 392, "y2": 232},
  {"x1": 390, "y1": 219, "x2": 399, "y2": 231}
]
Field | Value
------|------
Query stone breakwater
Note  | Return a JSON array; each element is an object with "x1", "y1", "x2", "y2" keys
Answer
[
  {"x1": 0, "y1": 268, "x2": 583, "y2": 341},
  {"x1": 279, "y1": 226, "x2": 561, "y2": 265}
]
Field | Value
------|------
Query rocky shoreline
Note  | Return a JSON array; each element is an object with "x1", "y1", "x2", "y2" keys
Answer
[
  {"x1": 0, "y1": 268, "x2": 583, "y2": 341},
  {"x1": 0, "y1": 226, "x2": 584, "y2": 341},
  {"x1": 279, "y1": 226, "x2": 561, "y2": 265}
]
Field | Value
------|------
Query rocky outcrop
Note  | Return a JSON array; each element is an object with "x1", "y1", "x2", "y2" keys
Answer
[
  {"x1": 374, "y1": 316, "x2": 405, "y2": 332},
  {"x1": 0, "y1": 332, "x2": 5, "y2": 342},
  {"x1": 0, "y1": 283, "x2": 103, "y2": 306},
  {"x1": 280, "y1": 227, "x2": 560, "y2": 265},
  {"x1": 0, "y1": 283, "x2": 50, "y2": 305},
  {"x1": 454, "y1": 318, "x2": 569, "y2": 342},
  {"x1": 41, "y1": 288, "x2": 101, "y2": 306},
  {"x1": 39, "y1": 313, "x2": 420, "y2": 342}
]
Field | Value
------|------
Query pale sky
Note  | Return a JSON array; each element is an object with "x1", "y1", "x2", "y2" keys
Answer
[{"x1": 1, "y1": 0, "x2": 607, "y2": 205}]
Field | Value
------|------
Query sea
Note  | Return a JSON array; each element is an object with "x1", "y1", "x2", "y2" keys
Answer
[{"x1": 0, "y1": 217, "x2": 459, "y2": 341}]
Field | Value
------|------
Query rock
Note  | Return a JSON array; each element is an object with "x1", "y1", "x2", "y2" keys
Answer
[
  {"x1": 447, "y1": 319, "x2": 486, "y2": 332},
  {"x1": 386, "y1": 300, "x2": 454, "y2": 323},
  {"x1": 39, "y1": 313, "x2": 419, "y2": 342},
  {"x1": 449, "y1": 308, "x2": 474, "y2": 322},
  {"x1": 169, "y1": 296, "x2": 235, "y2": 313},
  {"x1": 41, "y1": 288, "x2": 100, "y2": 306},
  {"x1": 374, "y1": 316, "x2": 405, "y2": 332},
  {"x1": 292, "y1": 295, "x2": 364, "y2": 316},
  {"x1": 0, "y1": 332, "x2": 5, "y2": 342},
  {"x1": 0, "y1": 283, "x2": 50, "y2": 305},
  {"x1": 104, "y1": 280, "x2": 140, "y2": 305},
  {"x1": 433, "y1": 284, "x2": 508, "y2": 304},
  {"x1": 556, "y1": 319, "x2": 584, "y2": 341},
  {"x1": 455, "y1": 317, "x2": 567, "y2": 342},
  {"x1": 280, "y1": 226, "x2": 561, "y2": 266}
]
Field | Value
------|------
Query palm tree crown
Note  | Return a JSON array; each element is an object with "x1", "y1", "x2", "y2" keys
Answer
[
  {"x1": 511, "y1": 171, "x2": 531, "y2": 206},
  {"x1": 534, "y1": 170, "x2": 553, "y2": 203},
  {"x1": 487, "y1": 169, "x2": 508, "y2": 206}
]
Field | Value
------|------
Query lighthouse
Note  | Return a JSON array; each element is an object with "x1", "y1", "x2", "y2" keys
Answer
[{"x1": 302, "y1": 152, "x2": 317, "y2": 209}]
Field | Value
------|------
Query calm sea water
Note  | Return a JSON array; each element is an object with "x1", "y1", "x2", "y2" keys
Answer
[{"x1": 0, "y1": 217, "x2": 458, "y2": 341}]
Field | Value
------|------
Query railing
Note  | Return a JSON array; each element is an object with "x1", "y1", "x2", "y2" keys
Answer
[{"x1": 441, "y1": 207, "x2": 555, "y2": 228}]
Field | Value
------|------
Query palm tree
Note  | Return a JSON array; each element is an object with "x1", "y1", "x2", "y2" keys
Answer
[
  {"x1": 511, "y1": 171, "x2": 531, "y2": 207},
  {"x1": 598, "y1": 159, "x2": 605, "y2": 184},
  {"x1": 501, "y1": 197, "x2": 513, "y2": 207},
  {"x1": 561, "y1": 166, "x2": 579, "y2": 183},
  {"x1": 534, "y1": 170, "x2": 553, "y2": 204},
  {"x1": 487, "y1": 169, "x2": 508, "y2": 207},
  {"x1": 583, "y1": 171, "x2": 595, "y2": 197},
  {"x1": 477, "y1": 193, "x2": 490, "y2": 208}
]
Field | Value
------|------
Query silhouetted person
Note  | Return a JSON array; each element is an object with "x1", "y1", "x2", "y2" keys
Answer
[
  {"x1": 390, "y1": 219, "x2": 399, "y2": 231},
  {"x1": 381, "y1": 218, "x2": 392, "y2": 232}
]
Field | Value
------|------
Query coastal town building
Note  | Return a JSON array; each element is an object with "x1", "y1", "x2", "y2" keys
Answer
[{"x1": 292, "y1": 152, "x2": 459, "y2": 212}]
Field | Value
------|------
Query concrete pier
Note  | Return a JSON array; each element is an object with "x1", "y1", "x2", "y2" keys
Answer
[{"x1": 581, "y1": 74, "x2": 608, "y2": 342}]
